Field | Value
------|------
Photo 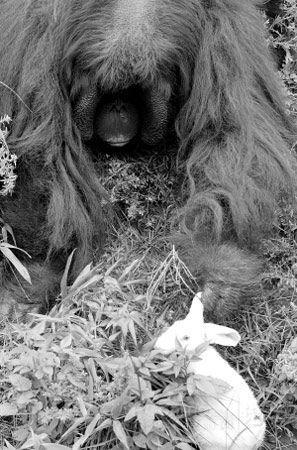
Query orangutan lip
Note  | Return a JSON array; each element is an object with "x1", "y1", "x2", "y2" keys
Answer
[{"x1": 106, "y1": 140, "x2": 130, "y2": 147}]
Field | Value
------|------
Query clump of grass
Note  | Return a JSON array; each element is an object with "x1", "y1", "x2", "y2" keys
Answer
[
  {"x1": 268, "y1": 0, "x2": 297, "y2": 116},
  {"x1": 222, "y1": 299, "x2": 297, "y2": 449},
  {"x1": 98, "y1": 151, "x2": 180, "y2": 229},
  {"x1": 0, "y1": 115, "x2": 17, "y2": 196},
  {"x1": 272, "y1": 305, "x2": 297, "y2": 436},
  {"x1": 0, "y1": 254, "x2": 215, "y2": 450},
  {"x1": 0, "y1": 116, "x2": 31, "y2": 288}
]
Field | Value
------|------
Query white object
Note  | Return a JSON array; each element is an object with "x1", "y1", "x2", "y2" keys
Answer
[{"x1": 155, "y1": 293, "x2": 266, "y2": 449}]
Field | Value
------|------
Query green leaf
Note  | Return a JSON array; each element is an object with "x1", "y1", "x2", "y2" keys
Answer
[
  {"x1": 1, "y1": 222, "x2": 16, "y2": 244},
  {"x1": 176, "y1": 444, "x2": 194, "y2": 450},
  {"x1": 30, "y1": 321, "x2": 46, "y2": 337},
  {"x1": 125, "y1": 404, "x2": 139, "y2": 422},
  {"x1": 71, "y1": 263, "x2": 93, "y2": 290},
  {"x1": 16, "y1": 391, "x2": 34, "y2": 406},
  {"x1": 60, "y1": 248, "x2": 76, "y2": 296},
  {"x1": 101, "y1": 391, "x2": 131, "y2": 418},
  {"x1": 0, "y1": 402, "x2": 18, "y2": 416},
  {"x1": 0, "y1": 241, "x2": 31, "y2": 257},
  {"x1": 20, "y1": 432, "x2": 48, "y2": 449},
  {"x1": 195, "y1": 375, "x2": 230, "y2": 397},
  {"x1": 73, "y1": 413, "x2": 102, "y2": 450},
  {"x1": 118, "y1": 259, "x2": 140, "y2": 281},
  {"x1": 70, "y1": 274, "x2": 101, "y2": 296},
  {"x1": 112, "y1": 420, "x2": 129, "y2": 449},
  {"x1": 158, "y1": 443, "x2": 173, "y2": 449},
  {"x1": 133, "y1": 433, "x2": 147, "y2": 448},
  {"x1": 43, "y1": 445, "x2": 71, "y2": 450},
  {"x1": 60, "y1": 334, "x2": 72, "y2": 349},
  {"x1": 12, "y1": 426, "x2": 30, "y2": 443},
  {"x1": 128, "y1": 320, "x2": 138, "y2": 346},
  {"x1": 9, "y1": 374, "x2": 32, "y2": 392},
  {"x1": 159, "y1": 407, "x2": 186, "y2": 430},
  {"x1": 95, "y1": 418, "x2": 112, "y2": 432},
  {"x1": 156, "y1": 397, "x2": 182, "y2": 407},
  {"x1": 186, "y1": 376, "x2": 197, "y2": 396},
  {"x1": 59, "y1": 417, "x2": 87, "y2": 441},
  {"x1": 104, "y1": 276, "x2": 121, "y2": 293},
  {"x1": 0, "y1": 245, "x2": 31, "y2": 283},
  {"x1": 4, "y1": 441, "x2": 17, "y2": 450},
  {"x1": 137, "y1": 404, "x2": 164, "y2": 435}
]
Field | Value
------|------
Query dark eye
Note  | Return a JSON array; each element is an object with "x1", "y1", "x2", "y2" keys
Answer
[{"x1": 183, "y1": 335, "x2": 190, "y2": 341}]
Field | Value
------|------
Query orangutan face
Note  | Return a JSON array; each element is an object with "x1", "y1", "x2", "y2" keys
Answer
[
  {"x1": 72, "y1": 78, "x2": 173, "y2": 149},
  {"x1": 67, "y1": 0, "x2": 198, "y2": 150}
]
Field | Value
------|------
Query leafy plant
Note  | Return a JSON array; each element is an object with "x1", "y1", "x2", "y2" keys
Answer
[
  {"x1": 273, "y1": 312, "x2": 297, "y2": 433},
  {"x1": 98, "y1": 154, "x2": 178, "y2": 228},
  {"x1": 0, "y1": 115, "x2": 17, "y2": 196},
  {"x1": 0, "y1": 219, "x2": 31, "y2": 284},
  {"x1": 268, "y1": 0, "x2": 297, "y2": 116},
  {"x1": 0, "y1": 266, "x2": 226, "y2": 449}
]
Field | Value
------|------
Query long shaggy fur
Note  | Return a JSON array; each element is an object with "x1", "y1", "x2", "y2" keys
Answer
[{"x1": 0, "y1": 0, "x2": 296, "y2": 318}]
